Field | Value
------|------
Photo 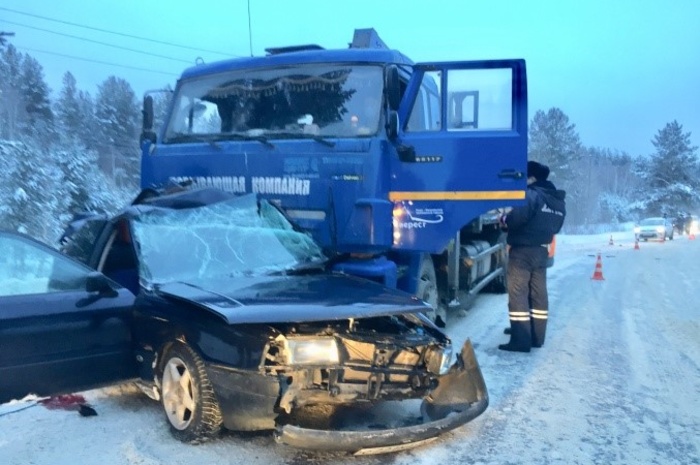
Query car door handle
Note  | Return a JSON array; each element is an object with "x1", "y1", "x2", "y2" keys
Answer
[{"x1": 498, "y1": 169, "x2": 524, "y2": 180}]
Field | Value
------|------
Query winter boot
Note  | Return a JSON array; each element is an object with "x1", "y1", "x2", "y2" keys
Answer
[
  {"x1": 530, "y1": 308, "x2": 548, "y2": 347},
  {"x1": 499, "y1": 313, "x2": 531, "y2": 352}
]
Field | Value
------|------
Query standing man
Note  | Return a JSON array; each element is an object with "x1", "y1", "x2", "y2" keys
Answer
[{"x1": 498, "y1": 161, "x2": 566, "y2": 353}]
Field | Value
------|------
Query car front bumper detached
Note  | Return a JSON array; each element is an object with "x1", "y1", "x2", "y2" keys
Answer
[{"x1": 273, "y1": 339, "x2": 488, "y2": 455}]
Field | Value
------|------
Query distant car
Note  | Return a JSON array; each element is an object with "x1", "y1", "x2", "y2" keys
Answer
[
  {"x1": 634, "y1": 217, "x2": 674, "y2": 241},
  {"x1": 0, "y1": 188, "x2": 487, "y2": 455}
]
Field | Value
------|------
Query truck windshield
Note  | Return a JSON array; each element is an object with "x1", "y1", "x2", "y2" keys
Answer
[{"x1": 164, "y1": 64, "x2": 384, "y2": 142}]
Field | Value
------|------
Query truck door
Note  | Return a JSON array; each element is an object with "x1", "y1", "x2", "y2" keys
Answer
[{"x1": 391, "y1": 60, "x2": 528, "y2": 252}]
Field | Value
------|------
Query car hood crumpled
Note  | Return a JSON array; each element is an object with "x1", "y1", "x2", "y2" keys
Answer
[{"x1": 154, "y1": 273, "x2": 431, "y2": 325}]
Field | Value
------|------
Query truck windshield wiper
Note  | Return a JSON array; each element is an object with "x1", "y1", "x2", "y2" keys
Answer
[
  {"x1": 266, "y1": 130, "x2": 336, "y2": 147},
  {"x1": 225, "y1": 132, "x2": 275, "y2": 148},
  {"x1": 166, "y1": 133, "x2": 222, "y2": 149}
]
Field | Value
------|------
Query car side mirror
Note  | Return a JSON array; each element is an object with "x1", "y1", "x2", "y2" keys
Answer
[{"x1": 85, "y1": 272, "x2": 118, "y2": 298}]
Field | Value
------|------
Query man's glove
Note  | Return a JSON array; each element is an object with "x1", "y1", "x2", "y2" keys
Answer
[{"x1": 499, "y1": 214, "x2": 508, "y2": 230}]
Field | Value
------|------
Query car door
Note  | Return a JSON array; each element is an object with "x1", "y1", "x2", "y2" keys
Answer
[
  {"x1": 390, "y1": 60, "x2": 528, "y2": 252},
  {"x1": 0, "y1": 231, "x2": 137, "y2": 404}
]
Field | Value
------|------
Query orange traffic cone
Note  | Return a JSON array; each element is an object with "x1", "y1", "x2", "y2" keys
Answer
[
  {"x1": 591, "y1": 253, "x2": 605, "y2": 280},
  {"x1": 634, "y1": 239, "x2": 640, "y2": 250},
  {"x1": 609, "y1": 235, "x2": 614, "y2": 246}
]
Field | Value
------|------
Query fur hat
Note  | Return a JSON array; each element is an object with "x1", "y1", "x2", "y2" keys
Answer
[{"x1": 527, "y1": 161, "x2": 550, "y2": 181}]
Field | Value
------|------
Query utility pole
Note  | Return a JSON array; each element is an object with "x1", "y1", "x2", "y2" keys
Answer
[{"x1": 0, "y1": 31, "x2": 15, "y2": 46}]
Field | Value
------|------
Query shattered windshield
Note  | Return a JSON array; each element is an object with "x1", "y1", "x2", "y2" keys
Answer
[
  {"x1": 131, "y1": 194, "x2": 326, "y2": 285},
  {"x1": 163, "y1": 64, "x2": 384, "y2": 141}
]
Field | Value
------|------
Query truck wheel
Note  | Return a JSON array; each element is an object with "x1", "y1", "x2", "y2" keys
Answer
[
  {"x1": 160, "y1": 343, "x2": 223, "y2": 443},
  {"x1": 488, "y1": 267, "x2": 508, "y2": 294},
  {"x1": 416, "y1": 255, "x2": 446, "y2": 327}
]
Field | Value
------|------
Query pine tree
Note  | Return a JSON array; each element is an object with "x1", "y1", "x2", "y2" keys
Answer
[
  {"x1": 95, "y1": 76, "x2": 140, "y2": 188},
  {"x1": 528, "y1": 108, "x2": 583, "y2": 184},
  {"x1": 0, "y1": 142, "x2": 66, "y2": 240},
  {"x1": 0, "y1": 44, "x2": 25, "y2": 140},
  {"x1": 641, "y1": 120, "x2": 699, "y2": 216},
  {"x1": 56, "y1": 72, "x2": 81, "y2": 139},
  {"x1": 19, "y1": 55, "x2": 55, "y2": 146}
]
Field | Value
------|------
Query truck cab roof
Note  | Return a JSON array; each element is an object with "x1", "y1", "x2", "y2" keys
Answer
[{"x1": 180, "y1": 47, "x2": 414, "y2": 81}]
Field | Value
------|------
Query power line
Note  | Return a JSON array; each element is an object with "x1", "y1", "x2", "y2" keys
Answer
[
  {"x1": 0, "y1": 6, "x2": 241, "y2": 58},
  {"x1": 1, "y1": 19, "x2": 194, "y2": 64},
  {"x1": 17, "y1": 46, "x2": 180, "y2": 77}
]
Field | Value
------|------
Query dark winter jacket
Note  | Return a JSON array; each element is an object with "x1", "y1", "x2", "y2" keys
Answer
[{"x1": 505, "y1": 182, "x2": 566, "y2": 247}]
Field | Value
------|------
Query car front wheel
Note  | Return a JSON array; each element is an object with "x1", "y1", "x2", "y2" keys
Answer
[{"x1": 160, "y1": 342, "x2": 223, "y2": 443}]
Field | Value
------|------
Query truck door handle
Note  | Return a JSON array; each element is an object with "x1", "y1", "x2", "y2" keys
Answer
[{"x1": 498, "y1": 169, "x2": 524, "y2": 180}]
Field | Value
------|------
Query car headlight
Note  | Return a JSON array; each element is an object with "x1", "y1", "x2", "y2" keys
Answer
[
  {"x1": 284, "y1": 337, "x2": 340, "y2": 365},
  {"x1": 633, "y1": 226, "x2": 640, "y2": 234},
  {"x1": 656, "y1": 226, "x2": 664, "y2": 233},
  {"x1": 426, "y1": 345, "x2": 454, "y2": 375}
]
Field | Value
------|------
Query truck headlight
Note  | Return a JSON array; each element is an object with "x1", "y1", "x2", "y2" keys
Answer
[
  {"x1": 284, "y1": 337, "x2": 340, "y2": 365},
  {"x1": 426, "y1": 345, "x2": 454, "y2": 375},
  {"x1": 633, "y1": 226, "x2": 640, "y2": 234}
]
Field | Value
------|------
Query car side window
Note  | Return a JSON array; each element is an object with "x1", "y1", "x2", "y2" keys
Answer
[{"x1": 0, "y1": 233, "x2": 91, "y2": 297}]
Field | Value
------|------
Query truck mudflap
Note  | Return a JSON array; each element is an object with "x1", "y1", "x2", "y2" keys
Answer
[{"x1": 273, "y1": 339, "x2": 488, "y2": 455}]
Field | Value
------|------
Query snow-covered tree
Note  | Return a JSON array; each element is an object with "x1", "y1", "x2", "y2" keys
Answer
[
  {"x1": 55, "y1": 72, "x2": 81, "y2": 138},
  {"x1": 528, "y1": 108, "x2": 583, "y2": 184},
  {"x1": 636, "y1": 120, "x2": 699, "y2": 216},
  {"x1": 95, "y1": 76, "x2": 140, "y2": 188},
  {"x1": 0, "y1": 44, "x2": 25, "y2": 140},
  {"x1": 0, "y1": 141, "x2": 66, "y2": 241},
  {"x1": 55, "y1": 72, "x2": 99, "y2": 149},
  {"x1": 19, "y1": 55, "x2": 55, "y2": 147}
]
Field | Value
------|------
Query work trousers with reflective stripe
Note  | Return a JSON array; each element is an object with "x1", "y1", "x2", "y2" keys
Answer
[{"x1": 507, "y1": 245, "x2": 550, "y2": 349}]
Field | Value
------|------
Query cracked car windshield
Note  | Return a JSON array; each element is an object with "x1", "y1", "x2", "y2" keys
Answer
[
  {"x1": 131, "y1": 194, "x2": 326, "y2": 285},
  {"x1": 164, "y1": 64, "x2": 383, "y2": 141}
]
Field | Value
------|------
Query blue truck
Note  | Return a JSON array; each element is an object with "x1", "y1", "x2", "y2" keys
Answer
[{"x1": 139, "y1": 29, "x2": 528, "y2": 326}]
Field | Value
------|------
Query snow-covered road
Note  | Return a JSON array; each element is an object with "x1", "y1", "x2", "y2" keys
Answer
[{"x1": 2, "y1": 232, "x2": 698, "y2": 465}]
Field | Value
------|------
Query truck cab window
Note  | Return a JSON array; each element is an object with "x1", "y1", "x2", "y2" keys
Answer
[
  {"x1": 407, "y1": 71, "x2": 441, "y2": 132},
  {"x1": 447, "y1": 68, "x2": 513, "y2": 131}
]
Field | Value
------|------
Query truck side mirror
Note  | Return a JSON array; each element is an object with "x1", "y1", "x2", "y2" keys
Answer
[
  {"x1": 142, "y1": 95, "x2": 154, "y2": 131},
  {"x1": 141, "y1": 95, "x2": 157, "y2": 146},
  {"x1": 385, "y1": 65, "x2": 401, "y2": 111},
  {"x1": 386, "y1": 110, "x2": 399, "y2": 140}
]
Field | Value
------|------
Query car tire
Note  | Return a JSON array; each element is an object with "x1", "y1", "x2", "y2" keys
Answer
[{"x1": 160, "y1": 342, "x2": 223, "y2": 443}]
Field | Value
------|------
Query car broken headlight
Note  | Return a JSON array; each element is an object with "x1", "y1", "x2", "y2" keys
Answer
[
  {"x1": 426, "y1": 345, "x2": 454, "y2": 375},
  {"x1": 284, "y1": 337, "x2": 340, "y2": 365}
]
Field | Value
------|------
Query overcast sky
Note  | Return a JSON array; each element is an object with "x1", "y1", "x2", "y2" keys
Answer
[{"x1": 1, "y1": 0, "x2": 698, "y2": 156}]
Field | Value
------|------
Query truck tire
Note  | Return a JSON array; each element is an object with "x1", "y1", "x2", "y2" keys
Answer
[
  {"x1": 415, "y1": 255, "x2": 446, "y2": 327},
  {"x1": 486, "y1": 235, "x2": 508, "y2": 294}
]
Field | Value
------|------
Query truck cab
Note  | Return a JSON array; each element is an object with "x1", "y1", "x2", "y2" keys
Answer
[{"x1": 140, "y1": 29, "x2": 528, "y2": 325}]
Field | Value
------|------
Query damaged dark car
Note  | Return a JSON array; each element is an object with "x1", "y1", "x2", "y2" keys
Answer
[{"x1": 0, "y1": 188, "x2": 488, "y2": 455}]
